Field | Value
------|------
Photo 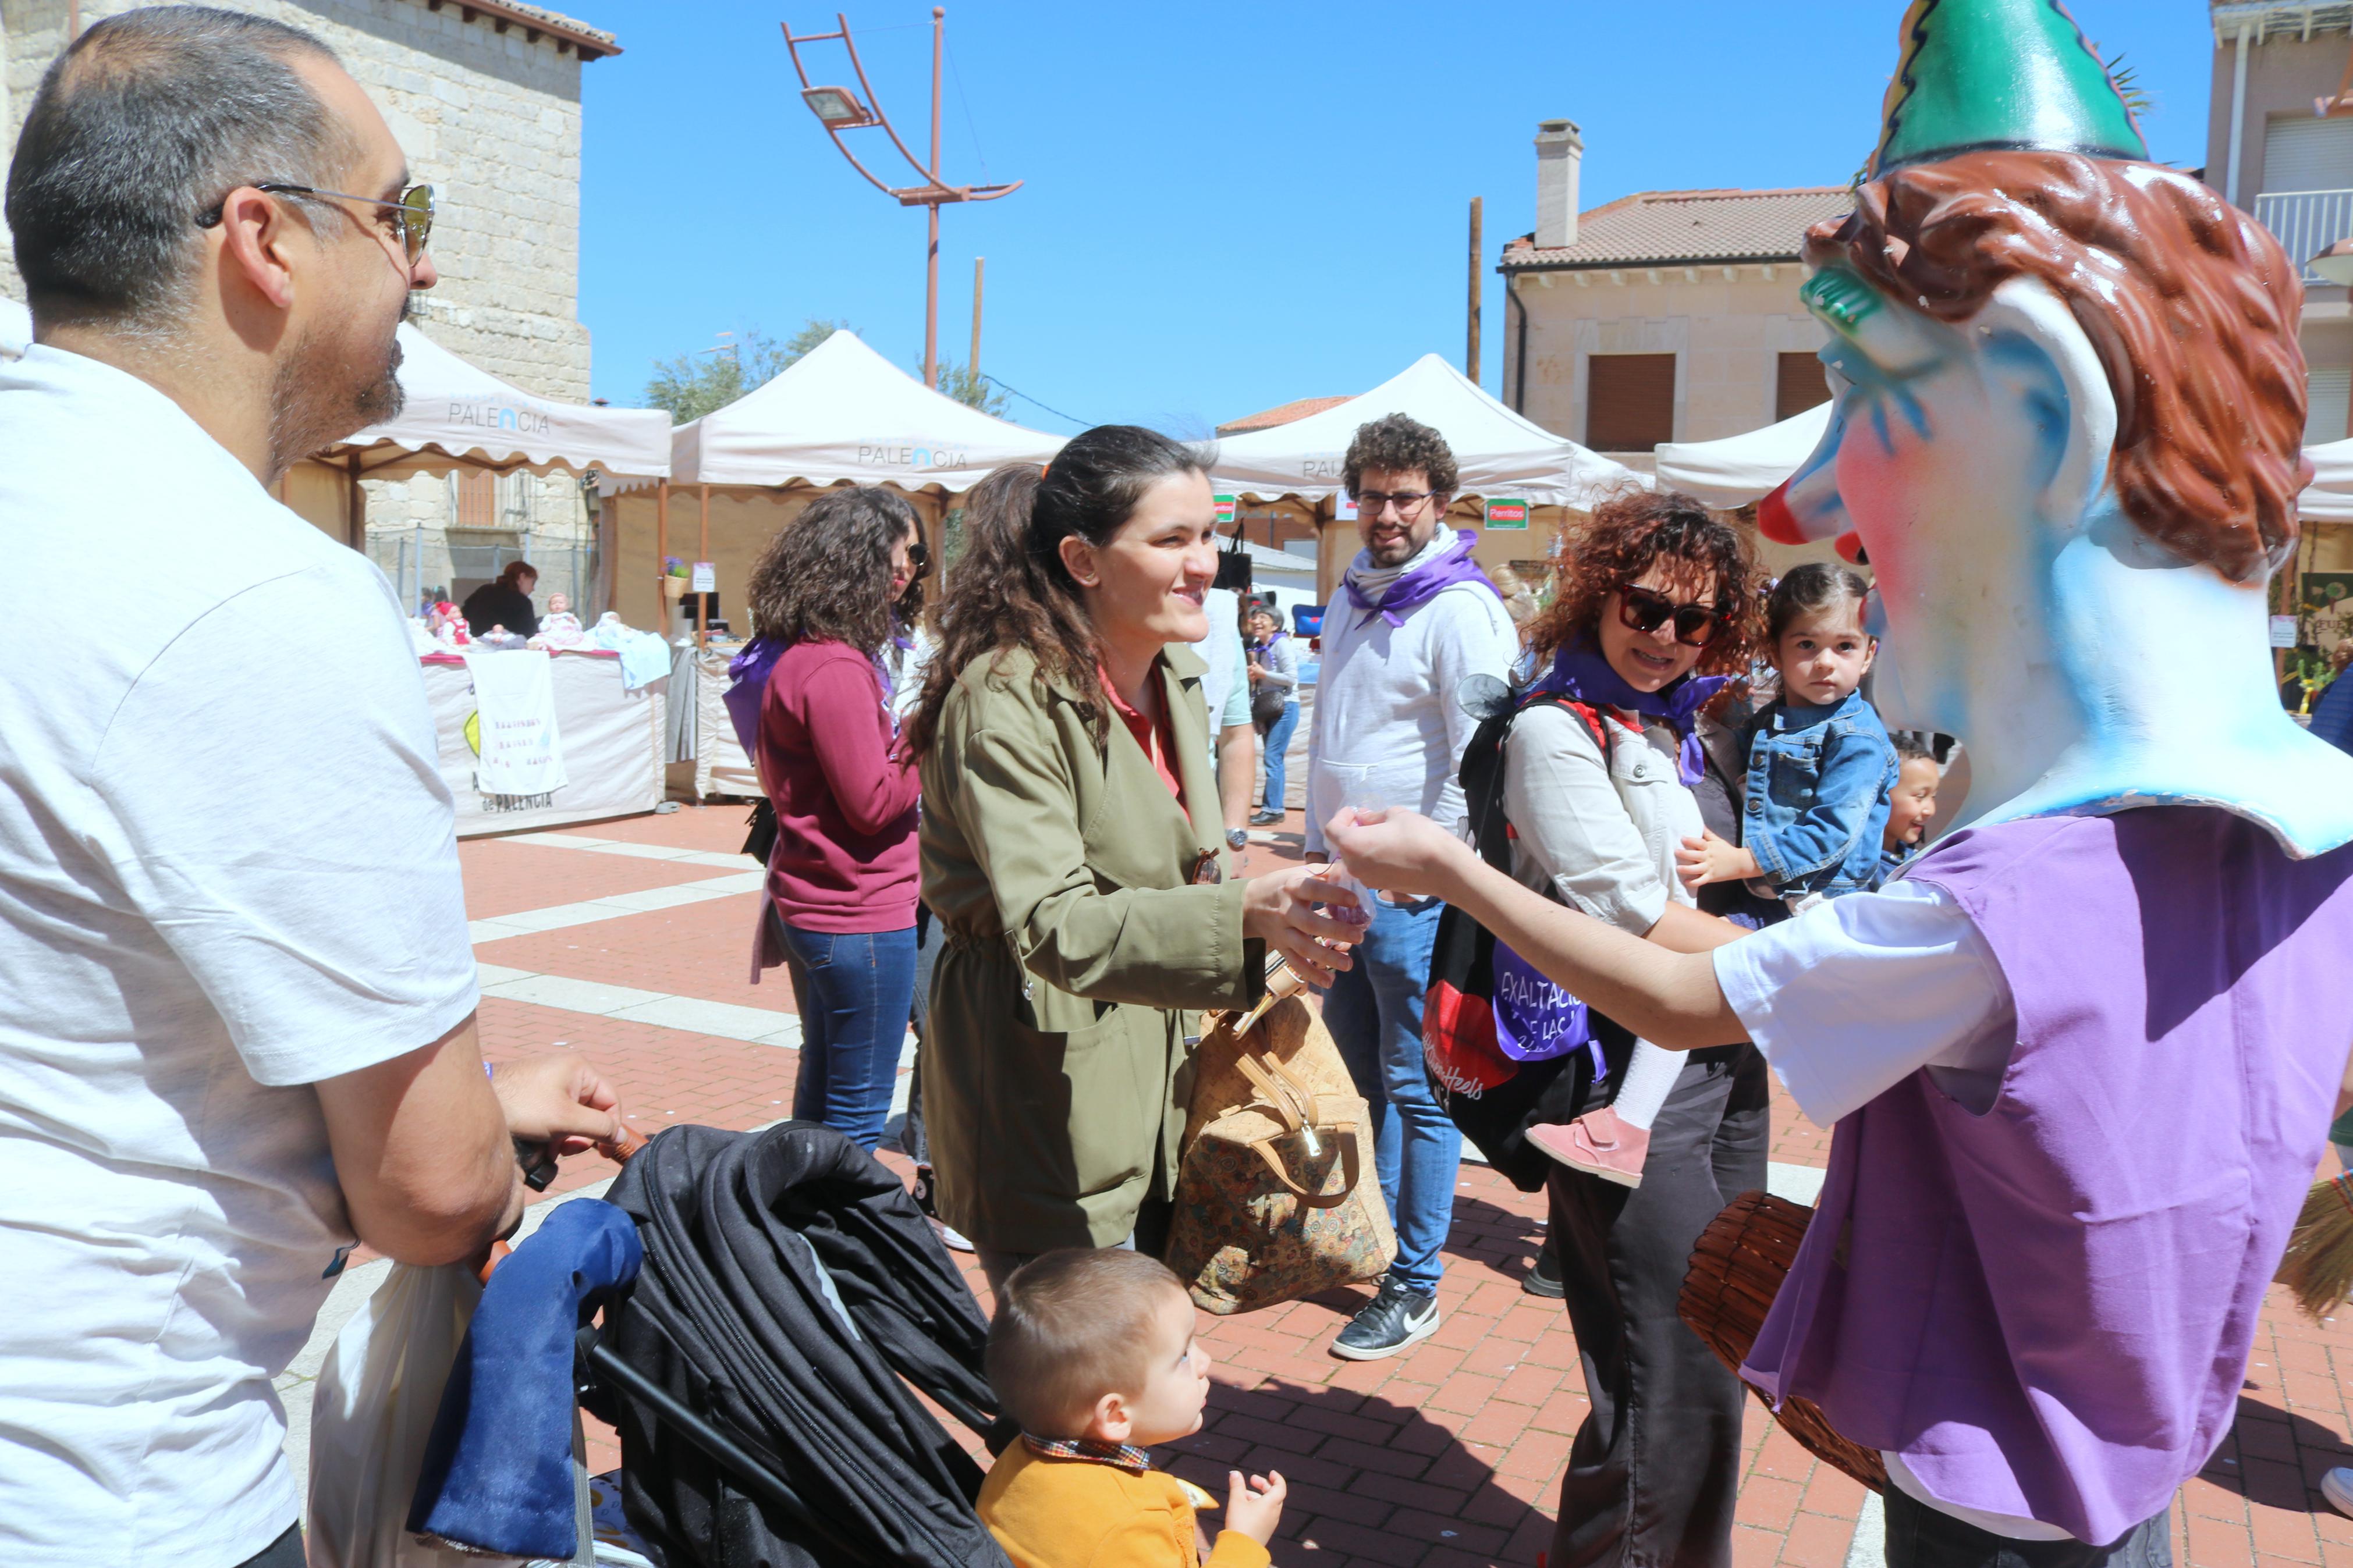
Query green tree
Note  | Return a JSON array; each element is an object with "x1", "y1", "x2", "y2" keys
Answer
[
  {"x1": 641, "y1": 317, "x2": 854, "y2": 421},
  {"x1": 935, "y1": 358, "x2": 1009, "y2": 417}
]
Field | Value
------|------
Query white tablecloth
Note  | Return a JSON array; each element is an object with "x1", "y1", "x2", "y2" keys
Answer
[{"x1": 421, "y1": 649, "x2": 665, "y2": 836}]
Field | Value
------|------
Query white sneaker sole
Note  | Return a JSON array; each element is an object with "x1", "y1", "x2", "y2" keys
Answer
[
  {"x1": 1329, "y1": 1306, "x2": 1441, "y2": 1361},
  {"x1": 2323, "y1": 1469, "x2": 2353, "y2": 1519}
]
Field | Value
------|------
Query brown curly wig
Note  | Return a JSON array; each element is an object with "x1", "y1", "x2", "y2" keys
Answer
[
  {"x1": 744, "y1": 485, "x2": 920, "y2": 656},
  {"x1": 1811, "y1": 151, "x2": 2309, "y2": 582},
  {"x1": 1522, "y1": 489, "x2": 1763, "y2": 678},
  {"x1": 1343, "y1": 413, "x2": 1458, "y2": 500}
]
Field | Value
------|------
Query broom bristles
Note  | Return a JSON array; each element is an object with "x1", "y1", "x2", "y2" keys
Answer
[{"x1": 2276, "y1": 1172, "x2": 2353, "y2": 1321}]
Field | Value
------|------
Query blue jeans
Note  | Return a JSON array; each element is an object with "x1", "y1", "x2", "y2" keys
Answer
[
  {"x1": 1323, "y1": 893, "x2": 1456, "y2": 1292},
  {"x1": 1259, "y1": 701, "x2": 1300, "y2": 813},
  {"x1": 777, "y1": 920, "x2": 917, "y2": 1153}
]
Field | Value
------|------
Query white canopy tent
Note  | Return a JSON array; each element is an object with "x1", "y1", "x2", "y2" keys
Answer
[
  {"x1": 1, "y1": 294, "x2": 31, "y2": 360},
  {"x1": 1662, "y1": 415, "x2": 2353, "y2": 526},
  {"x1": 1208, "y1": 353, "x2": 1645, "y2": 510},
  {"x1": 656, "y1": 328, "x2": 1064, "y2": 490},
  {"x1": 328, "y1": 322, "x2": 671, "y2": 481},
  {"x1": 1654, "y1": 402, "x2": 1834, "y2": 510},
  {"x1": 2301, "y1": 437, "x2": 2353, "y2": 522}
]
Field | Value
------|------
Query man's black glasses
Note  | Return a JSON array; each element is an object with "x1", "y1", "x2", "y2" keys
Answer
[{"x1": 1616, "y1": 584, "x2": 1723, "y2": 647}]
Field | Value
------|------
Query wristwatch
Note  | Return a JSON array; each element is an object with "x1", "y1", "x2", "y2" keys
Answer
[{"x1": 1226, "y1": 827, "x2": 1250, "y2": 852}]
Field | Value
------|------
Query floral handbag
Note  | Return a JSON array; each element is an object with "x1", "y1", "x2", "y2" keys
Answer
[{"x1": 1163, "y1": 994, "x2": 1396, "y2": 1315}]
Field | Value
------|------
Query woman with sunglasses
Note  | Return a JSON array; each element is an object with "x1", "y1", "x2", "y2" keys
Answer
[
  {"x1": 744, "y1": 486, "x2": 929, "y2": 1153},
  {"x1": 1497, "y1": 489, "x2": 1766, "y2": 1568}
]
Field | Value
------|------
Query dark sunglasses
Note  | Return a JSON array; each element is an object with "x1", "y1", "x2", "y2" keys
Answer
[
  {"x1": 1616, "y1": 584, "x2": 1723, "y2": 647},
  {"x1": 198, "y1": 182, "x2": 435, "y2": 265}
]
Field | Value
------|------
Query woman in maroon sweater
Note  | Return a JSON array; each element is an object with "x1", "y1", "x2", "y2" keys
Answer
[{"x1": 745, "y1": 486, "x2": 926, "y2": 1150}]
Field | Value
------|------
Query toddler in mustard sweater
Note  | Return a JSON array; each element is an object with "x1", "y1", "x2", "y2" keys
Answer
[{"x1": 979, "y1": 1250, "x2": 1286, "y2": 1568}]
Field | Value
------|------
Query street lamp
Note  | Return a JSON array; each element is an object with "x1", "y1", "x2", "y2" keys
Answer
[
  {"x1": 799, "y1": 85, "x2": 876, "y2": 129},
  {"x1": 782, "y1": 9, "x2": 1020, "y2": 390}
]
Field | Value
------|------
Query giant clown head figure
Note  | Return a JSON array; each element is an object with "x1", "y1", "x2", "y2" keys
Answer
[{"x1": 1759, "y1": 0, "x2": 2353, "y2": 856}]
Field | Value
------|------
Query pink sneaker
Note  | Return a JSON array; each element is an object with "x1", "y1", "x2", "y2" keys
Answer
[{"x1": 1526, "y1": 1108, "x2": 1649, "y2": 1188}]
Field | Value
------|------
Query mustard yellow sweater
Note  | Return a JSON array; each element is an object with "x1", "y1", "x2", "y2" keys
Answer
[{"x1": 977, "y1": 1444, "x2": 1270, "y2": 1568}]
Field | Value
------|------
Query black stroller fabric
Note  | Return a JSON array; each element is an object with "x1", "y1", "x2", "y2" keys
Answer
[{"x1": 595, "y1": 1122, "x2": 1016, "y2": 1568}]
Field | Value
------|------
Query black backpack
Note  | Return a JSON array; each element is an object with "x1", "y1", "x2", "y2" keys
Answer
[{"x1": 1422, "y1": 687, "x2": 1634, "y2": 1192}]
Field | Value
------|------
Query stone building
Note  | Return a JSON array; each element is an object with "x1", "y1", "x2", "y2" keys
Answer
[
  {"x1": 0, "y1": 0, "x2": 620, "y2": 613},
  {"x1": 1496, "y1": 119, "x2": 1848, "y2": 468}
]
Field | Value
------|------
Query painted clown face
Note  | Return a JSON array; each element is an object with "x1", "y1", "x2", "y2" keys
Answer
[{"x1": 1761, "y1": 265, "x2": 2113, "y2": 745}]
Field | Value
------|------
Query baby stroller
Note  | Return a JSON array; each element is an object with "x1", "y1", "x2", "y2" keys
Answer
[{"x1": 405, "y1": 1121, "x2": 1017, "y2": 1568}]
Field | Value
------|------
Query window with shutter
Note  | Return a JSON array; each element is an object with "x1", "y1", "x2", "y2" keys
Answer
[
  {"x1": 1776, "y1": 352, "x2": 1831, "y2": 422},
  {"x1": 2308, "y1": 367, "x2": 2351, "y2": 446},
  {"x1": 1585, "y1": 353, "x2": 1677, "y2": 451}
]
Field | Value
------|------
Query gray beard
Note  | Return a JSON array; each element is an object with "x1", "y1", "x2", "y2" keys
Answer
[{"x1": 263, "y1": 303, "x2": 407, "y2": 482}]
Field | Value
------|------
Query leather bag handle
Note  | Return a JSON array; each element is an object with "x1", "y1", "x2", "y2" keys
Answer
[{"x1": 1247, "y1": 1125, "x2": 1362, "y2": 1209}]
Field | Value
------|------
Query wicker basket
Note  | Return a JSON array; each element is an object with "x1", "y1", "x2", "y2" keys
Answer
[{"x1": 1679, "y1": 1189, "x2": 1887, "y2": 1493}]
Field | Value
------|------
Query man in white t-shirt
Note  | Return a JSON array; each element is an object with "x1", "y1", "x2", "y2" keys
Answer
[
  {"x1": 1197, "y1": 584, "x2": 1258, "y2": 855},
  {"x1": 0, "y1": 12, "x2": 619, "y2": 1566}
]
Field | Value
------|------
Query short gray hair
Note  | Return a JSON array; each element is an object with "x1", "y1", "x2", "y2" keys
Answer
[{"x1": 5, "y1": 5, "x2": 352, "y2": 329}]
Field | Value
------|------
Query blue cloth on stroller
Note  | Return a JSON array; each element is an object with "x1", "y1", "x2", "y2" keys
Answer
[{"x1": 409, "y1": 1198, "x2": 643, "y2": 1558}]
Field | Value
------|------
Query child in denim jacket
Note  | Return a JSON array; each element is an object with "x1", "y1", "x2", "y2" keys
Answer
[
  {"x1": 1531, "y1": 564, "x2": 1899, "y2": 1190},
  {"x1": 1676, "y1": 563, "x2": 1898, "y2": 910}
]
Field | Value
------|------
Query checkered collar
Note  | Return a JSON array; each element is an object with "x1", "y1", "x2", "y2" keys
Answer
[{"x1": 1021, "y1": 1432, "x2": 1154, "y2": 1474}]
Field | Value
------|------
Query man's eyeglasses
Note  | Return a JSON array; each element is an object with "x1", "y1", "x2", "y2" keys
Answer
[
  {"x1": 198, "y1": 182, "x2": 435, "y2": 265},
  {"x1": 1355, "y1": 489, "x2": 1435, "y2": 517},
  {"x1": 1616, "y1": 584, "x2": 1723, "y2": 647}
]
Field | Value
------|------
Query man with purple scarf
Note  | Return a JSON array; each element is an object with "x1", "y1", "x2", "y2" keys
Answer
[
  {"x1": 1305, "y1": 413, "x2": 1516, "y2": 1360},
  {"x1": 1322, "y1": 3, "x2": 2353, "y2": 1563}
]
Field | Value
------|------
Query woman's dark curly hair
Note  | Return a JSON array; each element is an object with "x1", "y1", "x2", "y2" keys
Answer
[
  {"x1": 744, "y1": 485, "x2": 921, "y2": 656},
  {"x1": 1523, "y1": 488, "x2": 1763, "y2": 678},
  {"x1": 900, "y1": 425, "x2": 1209, "y2": 760},
  {"x1": 1343, "y1": 413, "x2": 1458, "y2": 500}
]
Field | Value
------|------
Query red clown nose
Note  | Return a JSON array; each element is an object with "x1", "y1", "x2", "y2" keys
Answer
[{"x1": 1756, "y1": 478, "x2": 1805, "y2": 545}]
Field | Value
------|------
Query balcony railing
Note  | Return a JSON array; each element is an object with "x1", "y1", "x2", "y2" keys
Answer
[{"x1": 2255, "y1": 188, "x2": 2353, "y2": 285}]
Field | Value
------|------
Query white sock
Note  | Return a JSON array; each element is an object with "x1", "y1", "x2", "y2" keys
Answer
[{"x1": 1603, "y1": 1039, "x2": 1682, "y2": 1132}]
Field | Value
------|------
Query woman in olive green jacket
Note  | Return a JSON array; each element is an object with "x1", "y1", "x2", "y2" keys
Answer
[{"x1": 902, "y1": 427, "x2": 1357, "y2": 1289}]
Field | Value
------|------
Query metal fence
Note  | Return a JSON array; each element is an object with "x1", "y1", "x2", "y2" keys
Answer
[{"x1": 2255, "y1": 188, "x2": 2353, "y2": 285}]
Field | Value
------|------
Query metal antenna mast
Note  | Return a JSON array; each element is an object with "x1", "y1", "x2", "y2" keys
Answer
[{"x1": 782, "y1": 8, "x2": 1020, "y2": 390}]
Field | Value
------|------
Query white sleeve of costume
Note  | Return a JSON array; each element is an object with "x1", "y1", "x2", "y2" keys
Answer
[{"x1": 1712, "y1": 880, "x2": 2016, "y2": 1126}]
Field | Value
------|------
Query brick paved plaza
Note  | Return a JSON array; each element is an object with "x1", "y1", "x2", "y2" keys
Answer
[{"x1": 442, "y1": 803, "x2": 2353, "y2": 1568}]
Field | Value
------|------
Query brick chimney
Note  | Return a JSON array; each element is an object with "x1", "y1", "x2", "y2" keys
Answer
[{"x1": 1534, "y1": 119, "x2": 1583, "y2": 249}]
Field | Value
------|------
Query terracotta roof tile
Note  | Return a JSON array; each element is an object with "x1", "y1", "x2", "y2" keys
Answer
[
  {"x1": 1500, "y1": 186, "x2": 1852, "y2": 269},
  {"x1": 1214, "y1": 394, "x2": 1353, "y2": 438},
  {"x1": 417, "y1": 0, "x2": 620, "y2": 59}
]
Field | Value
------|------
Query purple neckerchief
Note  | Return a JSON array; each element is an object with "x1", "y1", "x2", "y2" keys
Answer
[
  {"x1": 1534, "y1": 643, "x2": 1728, "y2": 787},
  {"x1": 723, "y1": 636, "x2": 789, "y2": 756},
  {"x1": 1344, "y1": 529, "x2": 1499, "y2": 629}
]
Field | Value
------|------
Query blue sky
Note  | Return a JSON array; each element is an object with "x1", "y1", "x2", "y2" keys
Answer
[{"x1": 557, "y1": 1, "x2": 2216, "y2": 433}]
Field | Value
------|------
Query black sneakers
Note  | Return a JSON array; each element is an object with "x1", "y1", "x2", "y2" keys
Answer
[{"x1": 1330, "y1": 1275, "x2": 1441, "y2": 1360}]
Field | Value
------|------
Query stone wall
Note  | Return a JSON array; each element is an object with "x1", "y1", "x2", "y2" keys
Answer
[{"x1": 0, "y1": 0, "x2": 613, "y2": 611}]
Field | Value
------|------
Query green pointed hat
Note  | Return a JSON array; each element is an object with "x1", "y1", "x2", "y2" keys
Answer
[{"x1": 1869, "y1": 0, "x2": 2147, "y2": 176}]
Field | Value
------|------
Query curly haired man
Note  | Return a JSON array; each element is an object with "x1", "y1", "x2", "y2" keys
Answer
[{"x1": 1305, "y1": 413, "x2": 1516, "y2": 1359}]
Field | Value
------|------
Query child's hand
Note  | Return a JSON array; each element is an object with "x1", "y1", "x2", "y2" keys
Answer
[
  {"x1": 1225, "y1": 1469, "x2": 1286, "y2": 1545},
  {"x1": 1677, "y1": 830, "x2": 1755, "y2": 890}
]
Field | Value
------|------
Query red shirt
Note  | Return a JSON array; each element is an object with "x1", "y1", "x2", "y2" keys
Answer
[
  {"x1": 1100, "y1": 664, "x2": 1184, "y2": 804},
  {"x1": 757, "y1": 640, "x2": 921, "y2": 932}
]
